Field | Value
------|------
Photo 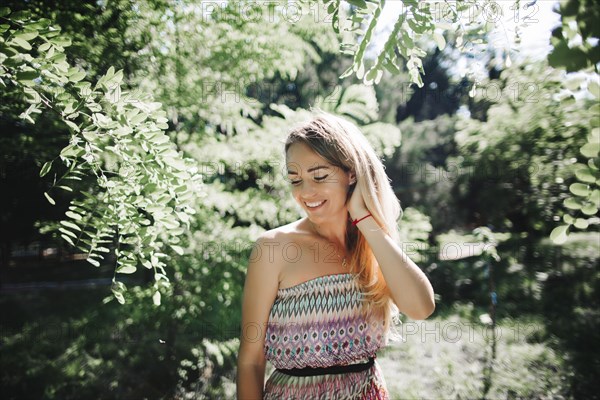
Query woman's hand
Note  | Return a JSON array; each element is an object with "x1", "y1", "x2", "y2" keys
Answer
[{"x1": 346, "y1": 180, "x2": 369, "y2": 220}]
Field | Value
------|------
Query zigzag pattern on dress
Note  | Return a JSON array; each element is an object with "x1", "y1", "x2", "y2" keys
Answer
[{"x1": 270, "y1": 274, "x2": 365, "y2": 321}]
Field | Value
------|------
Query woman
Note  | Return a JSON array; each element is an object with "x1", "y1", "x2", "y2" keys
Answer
[{"x1": 236, "y1": 112, "x2": 435, "y2": 399}]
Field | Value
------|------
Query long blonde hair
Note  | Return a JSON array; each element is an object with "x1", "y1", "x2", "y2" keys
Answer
[{"x1": 285, "y1": 111, "x2": 403, "y2": 343}]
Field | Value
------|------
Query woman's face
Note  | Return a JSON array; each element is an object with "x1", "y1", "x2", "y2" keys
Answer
[{"x1": 286, "y1": 142, "x2": 353, "y2": 221}]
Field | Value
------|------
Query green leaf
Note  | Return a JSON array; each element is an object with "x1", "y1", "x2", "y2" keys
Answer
[
  {"x1": 581, "y1": 203, "x2": 598, "y2": 215},
  {"x1": 65, "y1": 211, "x2": 82, "y2": 220},
  {"x1": 40, "y1": 160, "x2": 53, "y2": 177},
  {"x1": 60, "y1": 144, "x2": 84, "y2": 158},
  {"x1": 575, "y1": 166, "x2": 597, "y2": 183},
  {"x1": 61, "y1": 234, "x2": 75, "y2": 247},
  {"x1": 11, "y1": 37, "x2": 31, "y2": 50},
  {"x1": 581, "y1": 142, "x2": 599, "y2": 158},
  {"x1": 106, "y1": 69, "x2": 123, "y2": 88},
  {"x1": 161, "y1": 217, "x2": 180, "y2": 230},
  {"x1": 87, "y1": 257, "x2": 101, "y2": 267},
  {"x1": 130, "y1": 113, "x2": 147, "y2": 125},
  {"x1": 61, "y1": 220, "x2": 81, "y2": 231},
  {"x1": 76, "y1": 82, "x2": 93, "y2": 97},
  {"x1": 64, "y1": 120, "x2": 80, "y2": 132},
  {"x1": 171, "y1": 245, "x2": 184, "y2": 255},
  {"x1": 355, "y1": 62, "x2": 365, "y2": 79},
  {"x1": 573, "y1": 218, "x2": 589, "y2": 229},
  {"x1": 44, "y1": 192, "x2": 56, "y2": 205},
  {"x1": 112, "y1": 289, "x2": 125, "y2": 304},
  {"x1": 433, "y1": 32, "x2": 446, "y2": 50},
  {"x1": 407, "y1": 18, "x2": 424, "y2": 34},
  {"x1": 15, "y1": 31, "x2": 38, "y2": 41},
  {"x1": 59, "y1": 227, "x2": 77, "y2": 239},
  {"x1": 152, "y1": 290, "x2": 161, "y2": 306},
  {"x1": 50, "y1": 36, "x2": 72, "y2": 47},
  {"x1": 38, "y1": 42, "x2": 51, "y2": 52},
  {"x1": 27, "y1": 19, "x2": 51, "y2": 30},
  {"x1": 564, "y1": 197, "x2": 582, "y2": 210},
  {"x1": 383, "y1": 61, "x2": 400, "y2": 74},
  {"x1": 118, "y1": 265, "x2": 137, "y2": 274},
  {"x1": 569, "y1": 183, "x2": 590, "y2": 197},
  {"x1": 400, "y1": 30, "x2": 415, "y2": 49},
  {"x1": 69, "y1": 70, "x2": 86, "y2": 82},
  {"x1": 0, "y1": 7, "x2": 10, "y2": 17},
  {"x1": 550, "y1": 224, "x2": 569, "y2": 244}
]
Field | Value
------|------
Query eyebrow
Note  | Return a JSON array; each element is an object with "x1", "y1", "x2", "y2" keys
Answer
[{"x1": 287, "y1": 165, "x2": 330, "y2": 175}]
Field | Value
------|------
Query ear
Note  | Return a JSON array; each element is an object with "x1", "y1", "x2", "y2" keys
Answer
[{"x1": 348, "y1": 171, "x2": 356, "y2": 185}]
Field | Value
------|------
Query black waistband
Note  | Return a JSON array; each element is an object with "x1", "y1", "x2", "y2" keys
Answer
[{"x1": 276, "y1": 357, "x2": 375, "y2": 377}]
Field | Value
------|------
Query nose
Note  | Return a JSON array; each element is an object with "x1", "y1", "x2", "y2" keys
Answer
[{"x1": 298, "y1": 181, "x2": 318, "y2": 200}]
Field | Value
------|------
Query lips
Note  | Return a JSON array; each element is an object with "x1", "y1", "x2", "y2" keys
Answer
[{"x1": 305, "y1": 200, "x2": 326, "y2": 209}]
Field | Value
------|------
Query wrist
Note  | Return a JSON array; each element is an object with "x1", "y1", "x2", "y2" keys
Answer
[
  {"x1": 350, "y1": 210, "x2": 372, "y2": 226},
  {"x1": 348, "y1": 208, "x2": 368, "y2": 220}
]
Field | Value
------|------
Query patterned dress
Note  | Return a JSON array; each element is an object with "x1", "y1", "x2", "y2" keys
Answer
[{"x1": 263, "y1": 273, "x2": 390, "y2": 399}]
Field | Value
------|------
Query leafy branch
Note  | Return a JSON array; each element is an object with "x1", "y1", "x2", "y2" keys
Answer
[
  {"x1": 316, "y1": 0, "x2": 498, "y2": 87},
  {"x1": 0, "y1": 7, "x2": 201, "y2": 304}
]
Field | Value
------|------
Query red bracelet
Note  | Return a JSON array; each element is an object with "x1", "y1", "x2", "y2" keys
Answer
[{"x1": 352, "y1": 212, "x2": 372, "y2": 226}]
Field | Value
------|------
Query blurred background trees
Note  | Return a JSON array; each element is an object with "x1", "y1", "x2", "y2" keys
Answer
[{"x1": 1, "y1": 0, "x2": 598, "y2": 399}]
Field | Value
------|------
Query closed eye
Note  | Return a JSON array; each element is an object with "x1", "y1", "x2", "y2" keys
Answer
[{"x1": 289, "y1": 175, "x2": 329, "y2": 185}]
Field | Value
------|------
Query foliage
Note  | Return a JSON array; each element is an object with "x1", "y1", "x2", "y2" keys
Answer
[
  {"x1": 319, "y1": 0, "x2": 433, "y2": 86},
  {"x1": 548, "y1": 0, "x2": 600, "y2": 73},
  {"x1": 128, "y1": 0, "x2": 321, "y2": 137},
  {"x1": 547, "y1": 0, "x2": 600, "y2": 244},
  {"x1": 391, "y1": 114, "x2": 462, "y2": 235},
  {"x1": 397, "y1": 207, "x2": 432, "y2": 263},
  {"x1": 0, "y1": 287, "x2": 240, "y2": 399},
  {"x1": 0, "y1": 7, "x2": 199, "y2": 302},
  {"x1": 450, "y1": 61, "x2": 594, "y2": 236},
  {"x1": 550, "y1": 126, "x2": 600, "y2": 244},
  {"x1": 310, "y1": 0, "x2": 506, "y2": 87},
  {"x1": 541, "y1": 231, "x2": 600, "y2": 399}
]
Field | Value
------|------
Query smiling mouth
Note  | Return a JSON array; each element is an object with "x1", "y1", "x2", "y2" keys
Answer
[{"x1": 305, "y1": 200, "x2": 326, "y2": 209}]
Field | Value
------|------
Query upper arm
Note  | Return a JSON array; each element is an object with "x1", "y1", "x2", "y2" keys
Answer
[{"x1": 237, "y1": 233, "x2": 282, "y2": 368}]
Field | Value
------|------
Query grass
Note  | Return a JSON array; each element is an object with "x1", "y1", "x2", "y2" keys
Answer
[{"x1": 377, "y1": 315, "x2": 570, "y2": 399}]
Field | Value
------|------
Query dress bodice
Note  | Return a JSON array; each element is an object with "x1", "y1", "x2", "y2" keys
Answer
[{"x1": 263, "y1": 273, "x2": 387, "y2": 370}]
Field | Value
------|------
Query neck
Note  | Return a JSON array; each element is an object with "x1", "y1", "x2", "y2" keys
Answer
[{"x1": 307, "y1": 213, "x2": 349, "y2": 250}]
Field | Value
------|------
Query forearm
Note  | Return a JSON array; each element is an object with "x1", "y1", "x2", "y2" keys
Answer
[
  {"x1": 353, "y1": 212, "x2": 435, "y2": 319},
  {"x1": 236, "y1": 363, "x2": 265, "y2": 400}
]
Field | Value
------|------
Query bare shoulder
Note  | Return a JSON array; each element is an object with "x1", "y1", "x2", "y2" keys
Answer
[{"x1": 250, "y1": 219, "x2": 312, "y2": 281}]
